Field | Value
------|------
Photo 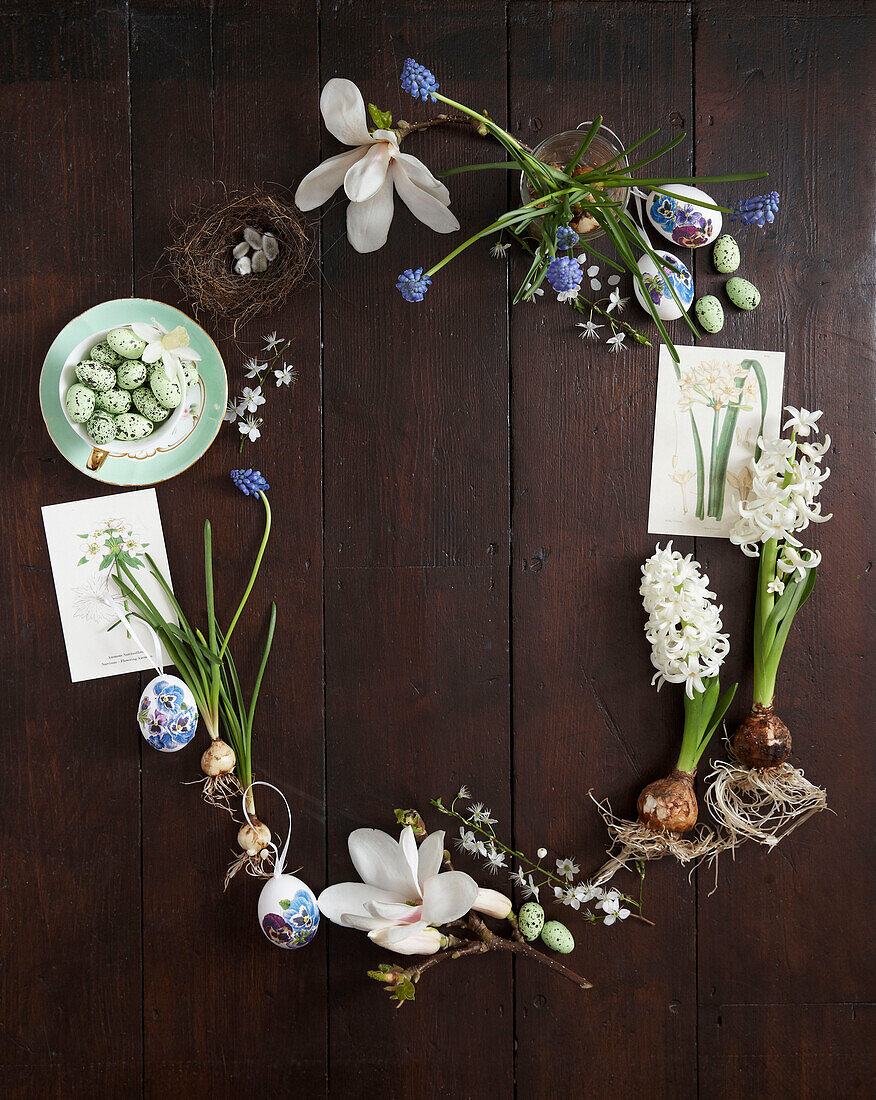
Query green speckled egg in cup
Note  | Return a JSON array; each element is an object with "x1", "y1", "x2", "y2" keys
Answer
[
  {"x1": 86, "y1": 410, "x2": 117, "y2": 446},
  {"x1": 89, "y1": 340, "x2": 122, "y2": 367},
  {"x1": 75, "y1": 359, "x2": 116, "y2": 392},
  {"x1": 132, "y1": 385, "x2": 170, "y2": 422},
  {"x1": 43, "y1": 299, "x2": 226, "y2": 484},
  {"x1": 64, "y1": 382, "x2": 95, "y2": 423},
  {"x1": 106, "y1": 325, "x2": 147, "y2": 359}
]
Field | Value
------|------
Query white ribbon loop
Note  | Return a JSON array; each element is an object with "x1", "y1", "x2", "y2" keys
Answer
[
  {"x1": 241, "y1": 781, "x2": 292, "y2": 878},
  {"x1": 103, "y1": 589, "x2": 164, "y2": 677}
]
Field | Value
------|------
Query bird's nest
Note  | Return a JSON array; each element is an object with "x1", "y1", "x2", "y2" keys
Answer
[{"x1": 166, "y1": 186, "x2": 313, "y2": 334}]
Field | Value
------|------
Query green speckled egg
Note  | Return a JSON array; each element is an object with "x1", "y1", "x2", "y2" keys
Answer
[
  {"x1": 75, "y1": 359, "x2": 116, "y2": 393},
  {"x1": 86, "y1": 410, "x2": 117, "y2": 446},
  {"x1": 116, "y1": 359, "x2": 148, "y2": 391},
  {"x1": 95, "y1": 387, "x2": 132, "y2": 415},
  {"x1": 712, "y1": 233, "x2": 740, "y2": 274},
  {"x1": 132, "y1": 385, "x2": 170, "y2": 422},
  {"x1": 181, "y1": 359, "x2": 199, "y2": 387},
  {"x1": 694, "y1": 295, "x2": 725, "y2": 333},
  {"x1": 89, "y1": 341, "x2": 122, "y2": 367},
  {"x1": 106, "y1": 326, "x2": 147, "y2": 359},
  {"x1": 114, "y1": 412, "x2": 154, "y2": 441},
  {"x1": 540, "y1": 920, "x2": 575, "y2": 954},
  {"x1": 726, "y1": 276, "x2": 761, "y2": 311},
  {"x1": 150, "y1": 366, "x2": 183, "y2": 410},
  {"x1": 64, "y1": 382, "x2": 96, "y2": 423},
  {"x1": 518, "y1": 902, "x2": 545, "y2": 942}
]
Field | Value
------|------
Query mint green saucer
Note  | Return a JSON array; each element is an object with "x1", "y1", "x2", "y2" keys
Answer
[{"x1": 40, "y1": 298, "x2": 227, "y2": 486}]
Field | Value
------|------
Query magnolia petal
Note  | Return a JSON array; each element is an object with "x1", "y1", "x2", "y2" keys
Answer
[
  {"x1": 317, "y1": 880, "x2": 406, "y2": 925},
  {"x1": 347, "y1": 827, "x2": 419, "y2": 897},
  {"x1": 416, "y1": 830, "x2": 445, "y2": 892},
  {"x1": 394, "y1": 151, "x2": 451, "y2": 205},
  {"x1": 295, "y1": 147, "x2": 368, "y2": 211},
  {"x1": 319, "y1": 77, "x2": 373, "y2": 147},
  {"x1": 370, "y1": 919, "x2": 429, "y2": 945},
  {"x1": 369, "y1": 925, "x2": 443, "y2": 955},
  {"x1": 338, "y1": 912, "x2": 396, "y2": 933},
  {"x1": 343, "y1": 141, "x2": 391, "y2": 203},
  {"x1": 130, "y1": 322, "x2": 161, "y2": 342},
  {"x1": 398, "y1": 825, "x2": 421, "y2": 890},
  {"x1": 346, "y1": 174, "x2": 394, "y2": 253},
  {"x1": 176, "y1": 346, "x2": 201, "y2": 362},
  {"x1": 392, "y1": 163, "x2": 460, "y2": 234},
  {"x1": 420, "y1": 870, "x2": 479, "y2": 926},
  {"x1": 365, "y1": 899, "x2": 422, "y2": 923}
]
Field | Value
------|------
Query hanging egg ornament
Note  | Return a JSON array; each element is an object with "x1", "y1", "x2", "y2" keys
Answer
[
  {"x1": 259, "y1": 873, "x2": 320, "y2": 949},
  {"x1": 137, "y1": 674, "x2": 198, "y2": 752},
  {"x1": 634, "y1": 249, "x2": 694, "y2": 320},
  {"x1": 645, "y1": 184, "x2": 722, "y2": 248}
]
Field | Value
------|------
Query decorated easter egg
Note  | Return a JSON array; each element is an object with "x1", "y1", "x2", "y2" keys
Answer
[
  {"x1": 633, "y1": 249, "x2": 694, "y2": 320},
  {"x1": 95, "y1": 387, "x2": 132, "y2": 415},
  {"x1": 75, "y1": 359, "x2": 116, "y2": 393},
  {"x1": 90, "y1": 340, "x2": 123, "y2": 367},
  {"x1": 694, "y1": 295, "x2": 725, "y2": 333},
  {"x1": 646, "y1": 184, "x2": 722, "y2": 248},
  {"x1": 726, "y1": 276, "x2": 761, "y2": 311},
  {"x1": 137, "y1": 674, "x2": 198, "y2": 752},
  {"x1": 150, "y1": 366, "x2": 183, "y2": 410},
  {"x1": 114, "y1": 412, "x2": 154, "y2": 441},
  {"x1": 259, "y1": 873, "x2": 320, "y2": 949},
  {"x1": 132, "y1": 385, "x2": 170, "y2": 422},
  {"x1": 540, "y1": 920, "x2": 575, "y2": 954},
  {"x1": 86, "y1": 410, "x2": 117, "y2": 446},
  {"x1": 712, "y1": 233, "x2": 740, "y2": 274},
  {"x1": 518, "y1": 901, "x2": 545, "y2": 942},
  {"x1": 106, "y1": 326, "x2": 147, "y2": 359},
  {"x1": 65, "y1": 382, "x2": 95, "y2": 423},
  {"x1": 116, "y1": 359, "x2": 148, "y2": 391}
]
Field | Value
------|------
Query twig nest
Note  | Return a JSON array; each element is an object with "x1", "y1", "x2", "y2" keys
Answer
[
  {"x1": 732, "y1": 703, "x2": 792, "y2": 769},
  {"x1": 637, "y1": 769, "x2": 698, "y2": 834},
  {"x1": 166, "y1": 186, "x2": 312, "y2": 332}
]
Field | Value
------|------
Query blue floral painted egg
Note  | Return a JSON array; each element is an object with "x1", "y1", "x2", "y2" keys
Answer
[
  {"x1": 137, "y1": 673, "x2": 198, "y2": 752},
  {"x1": 634, "y1": 249, "x2": 694, "y2": 320},
  {"x1": 258, "y1": 874, "x2": 320, "y2": 949},
  {"x1": 646, "y1": 184, "x2": 722, "y2": 248}
]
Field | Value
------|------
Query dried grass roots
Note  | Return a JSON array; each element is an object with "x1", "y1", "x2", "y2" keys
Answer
[{"x1": 166, "y1": 187, "x2": 313, "y2": 331}]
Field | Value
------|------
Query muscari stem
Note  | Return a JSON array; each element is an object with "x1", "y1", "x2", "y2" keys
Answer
[{"x1": 218, "y1": 492, "x2": 272, "y2": 660}]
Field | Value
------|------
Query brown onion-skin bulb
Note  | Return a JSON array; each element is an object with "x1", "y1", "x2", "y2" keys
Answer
[
  {"x1": 733, "y1": 702, "x2": 792, "y2": 770},
  {"x1": 201, "y1": 739, "x2": 236, "y2": 777},
  {"x1": 637, "y1": 769, "x2": 698, "y2": 834}
]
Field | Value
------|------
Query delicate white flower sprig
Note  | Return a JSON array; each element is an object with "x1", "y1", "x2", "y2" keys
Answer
[
  {"x1": 729, "y1": 406, "x2": 832, "y2": 567},
  {"x1": 224, "y1": 332, "x2": 297, "y2": 448},
  {"x1": 640, "y1": 544, "x2": 730, "y2": 699},
  {"x1": 432, "y1": 789, "x2": 649, "y2": 928}
]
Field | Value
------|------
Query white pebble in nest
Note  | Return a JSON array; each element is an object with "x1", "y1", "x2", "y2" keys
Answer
[
  {"x1": 262, "y1": 232, "x2": 279, "y2": 261},
  {"x1": 232, "y1": 226, "x2": 280, "y2": 275},
  {"x1": 233, "y1": 241, "x2": 250, "y2": 259}
]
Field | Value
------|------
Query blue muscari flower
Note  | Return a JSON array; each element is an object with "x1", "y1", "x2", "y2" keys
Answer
[
  {"x1": 400, "y1": 58, "x2": 439, "y2": 102},
  {"x1": 396, "y1": 267, "x2": 432, "y2": 302},
  {"x1": 231, "y1": 469, "x2": 269, "y2": 497},
  {"x1": 545, "y1": 255, "x2": 583, "y2": 293},
  {"x1": 731, "y1": 191, "x2": 780, "y2": 227},
  {"x1": 555, "y1": 225, "x2": 579, "y2": 250}
]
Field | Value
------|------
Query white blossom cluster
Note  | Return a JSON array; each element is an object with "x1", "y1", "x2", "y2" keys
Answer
[
  {"x1": 640, "y1": 544, "x2": 730, "y2": 698},
  {"x1": 729, "y1": 407, "x2": 832, "y2": 574}
]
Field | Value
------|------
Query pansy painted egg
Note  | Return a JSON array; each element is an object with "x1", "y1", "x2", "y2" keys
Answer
[
  {"x1": 634, "y1": 249, "x2": 694, "y2": 320},
  {"x1": 258, "y1": 874, "x2": 320, "y2": 949},
  {"x1": 646, "y1": 184, "x2": 722, "y2": 248},
  {"x1": 137, "y1": 674, "x2": 198, "y2": 752}
]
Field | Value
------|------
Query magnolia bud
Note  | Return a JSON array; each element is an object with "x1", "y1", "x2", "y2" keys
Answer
[
  {"x1": 393, "y1": 808, "x2": 426, "y2": 839},
  {"x1": 471, "y1": 888, "x2": 513, "y2": 920},
  {"x1": 370, "y1": 926, "x2": 444, "y2": 956}
]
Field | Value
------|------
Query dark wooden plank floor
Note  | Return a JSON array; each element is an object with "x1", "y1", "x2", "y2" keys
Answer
[{"x1": 1, "y1": 2, "x2": 873, "y2": 1097}]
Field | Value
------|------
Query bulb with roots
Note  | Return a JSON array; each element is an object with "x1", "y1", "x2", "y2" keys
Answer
[
  {"x1": 732, "y1": 702, "x2": 792, "y2": 770},
  {"x1": 637, "y1": 768, "x2": 698, "y2": 834},
  {"x1": 237, "y1": 818, "x2": 272, "y2": 857},
  {"x1": 200, "y1": 740, "x2": 241, "y2": 810}
]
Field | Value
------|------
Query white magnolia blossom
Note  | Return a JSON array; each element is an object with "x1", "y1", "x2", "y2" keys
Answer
[
  {"x1": 295, "y1": 78, "x2": 459, "y2": 253},
  {"x1": 729, "y1": 409, "x2": 832, "y2": 560},
  {"x1": 640, "y1": 543, "x2": 730, "y2": 698},
  {"x1": 317, "y1": 826, "x2": 479, "y2": 955}
]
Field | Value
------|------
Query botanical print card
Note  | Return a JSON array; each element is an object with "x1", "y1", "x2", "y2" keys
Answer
[
  {"x1": 42, "y1": 489, "x2": 176, "y2": 682},
  {"x1": 648, "y1": 345, "x2": 785, "y2": 539}
]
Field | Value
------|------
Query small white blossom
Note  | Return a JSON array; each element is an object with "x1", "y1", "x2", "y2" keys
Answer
[
  {"x1": 556, "y1": 857, "x2": 580, "y2": 881},
  {"x1": 484, "y1": 845, "x2": 507, "y2": 875},
  {"x1": 240, "y1": 385, "x2": 265, "y2": 413},
  {"x1": 468, "y1": 803, "x2": 496, "y2": 826},
  {"x1": 238, "y1": 416, "x2": 261, "y2": 442},
  {"x1": 274, "y1": 363, "x2": 297, "y2": 387},
  {"x1": 606, "y1": 288, "x2": 628, "y2": 314},
  {"x1": 556, "y1": 288, "x2": 579, "y2": 304},
  {"x1": 597, "y1": 889, "x2": 631, "y2": 926},
  {"x1": 490, "y1": 241, "x2": 511, "y2": 259},
  {"x1": 509, "y1": 865, "x2": 527, "y2": 889},
  {"x1": 640, "y1": 542, "x2": 730, "y2": 698},
  {"x1": 263, "y1": 332, "x2": 283, "y2": 352},
  {"x1": 455, "y1": 827, "x2": 478, "y2": 854},
  {"x1": 536, "y1": 847, "x2": 548, "y2": 859},
  {"x1": 457, "y1": 785, "x2": 470, "y2": 800},
  {"x1": 766, "y1": 579, "x2": 785, "y2": 595},
  {"x1": 783, "y1": 406, "x2": 822, "y2": 438},
  {"x1": 224, "y1": 400, "x2": 242, "y2": 423},
  {"x1": 243, "y1": 358, "x2": 264, "y2": 380},
  {"x1": 606, "y1": 331, "x2": 626, "y2": 353},
  {"x1": 522, "y1": 875, "x2": 540, "y2": 901},
  {"x1": 523, "y1": 286, "x2": 544, "y2": 302},
  {"x1": 577, "y1": 320, "x2": 602, "y2": 339}
]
